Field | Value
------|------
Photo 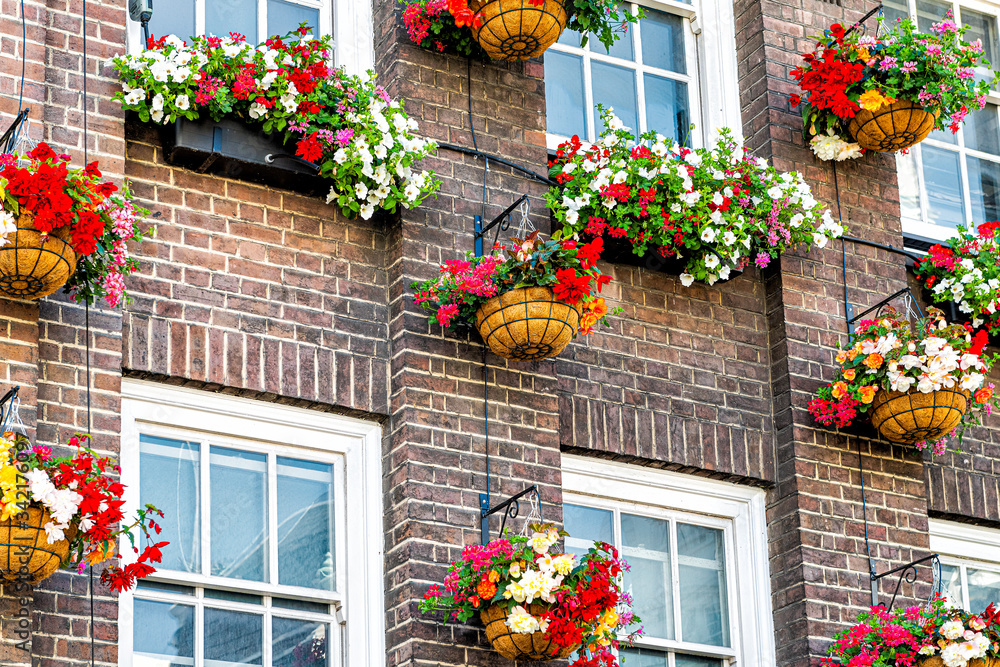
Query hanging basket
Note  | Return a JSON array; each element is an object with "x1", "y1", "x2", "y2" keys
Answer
[
  {"x1": 480, "y1": 603, "x2": 577, "y2": 661},
  {"x1": 475, "y1": 286, "x2": 580, "y2": 361},
  {"x1": 467, "y1": 0, "x2": 568, "y2": 61},
  {"x1": 0, "y1": 505, "x2": 72, "y2": 584},
  {"x1": 920, "y1": 657, "x2": 1000, "y2": 667},
  {"x1": 0, "y1": 212, "x2": 78, "y2": 301},
  {"x1": 869, "y1": 387, "x2": 969, "y2": 445},
  {"x1": 846, "y1": 100, "x2": 936, "y2": 153}
]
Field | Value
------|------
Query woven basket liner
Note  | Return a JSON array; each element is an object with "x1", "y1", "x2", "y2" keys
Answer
[
  {"x1": 0, "y1": 211, "x2": 77, "y2": 301},
  {"x1": 468, "y1": 0, "x2": 568, "y2": 61},
  {"x1": 475, "y1": 286, "x2": 580, "y2": 361},
  {"x1": 0, "y1": 504, "x2": 72, "y2": 584},
  {"x1": 920, "y1": 657, "x2": 1000, "y2": 667},
  {"x1": 870, "y1": 387, "x2": 969, "y2": 445},
  {"x1": 846, "y1": 100, "x2": 936, "y2": 152},
  {"x1": 480, "y1": 603, "x2": 577, "y2": 661}
]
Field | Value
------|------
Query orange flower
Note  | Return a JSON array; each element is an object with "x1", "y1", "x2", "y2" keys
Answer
[
  {"x1": 477, "y1": 576, "x2": 497, "y2": 600},
  {"x1": 470, "y1": 595, "x2": 481, "y2": 608},
  {"x1": 488, "y1": 569, "x2": 500, "y2": 583},
  {"x1": 587, "y1": 297, "x2": 608, "y2": 318},
  {"x1": 843, "y1": 368, "x2": 856, "y2": 381},
  {"x1": 836, "y1": 351, "x2": 848, "y2": 364},
  {"x1": 863, "y1": 353, "x2": 883, "y2": 370},
  {"x1": 975, "y1": 387, "x2": 994, "y2": 404},
  {"x1": 859, "y1": 385, "x2": 877, "y2": 404},
  {"x1": 86, "y1": 543, "x2": 115, "y2": 566},
  {"x1": 831, "y1": 381, "x2": 849, "y2": 399},
  {"x1": 579, "y1": 312, "x2": 599, "y2": 335}
]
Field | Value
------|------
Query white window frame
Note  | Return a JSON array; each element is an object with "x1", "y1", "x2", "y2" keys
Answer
[
  {"x1": 544, "y1": 0, "x2": 741, "y2": 150},
  {"x1": 895, "y1": 0, "x2": 1000, "y2": 242},
  {"x1": 561, "y1": 455, "x2": 775, "y2": 667},
  {"x1": 930, "y1": 518, "x2": 1000, "y2": 610},
  {"x1": 126, "y1": 0, "x2": 375, "y2": 74},
  {"x1": 118, "y1": 380, "x2": 385, "y2": 667}
]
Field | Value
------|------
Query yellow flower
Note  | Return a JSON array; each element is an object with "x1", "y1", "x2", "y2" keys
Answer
[
  {"x1": 856, "y1": 46, "x2": 871, "y2": 61},
  {"x1": 859, "y1": 89, "x2": 892, "y2": 112}
]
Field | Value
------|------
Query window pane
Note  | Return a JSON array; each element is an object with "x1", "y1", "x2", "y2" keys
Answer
[
  {"x1": 140, "y1": 435, "x2": 200, "y2": 574},
  {"x1": 211, "y1": 447, "x2": 268, "y2": 582},
  {"x1": 641, "y1": 10, "x2": 686, "y2": 74},
  {"x1": 923, "y1": 145, "x2": 966, "y2": 227},
  {"x1": 964, "y1": 104, "x2": 1000, "y2": 155},
  {"x1": 916, "y1": 0, "x2": 950, "y2": 32},
  {"x1": 267, "y1": 0, "x2": 320, "y2": 38},
  {"x1": 148, "y1": 2, "x2": 195, "y2": 41},
  {"x1": 622, "y1": 514, "x2": 674, "y2": 640},
  {"x1": 601, "y1": 9, "x2": 634, "y2": 60},
  {"x1": 134, "y1": 599, "x2": 195, "y2": 667},
  {"x1": 545, "y1": 51, "x2": 587, "y2": 139},
  {"x1": 619, "y1": 647, "x2": 668, "y2": 666},
  {"x1": 897, "y1": 151, "x2": 923, "y2": 222},
  {"x1": 967, "y1": 568, "x2": 1000, "y2": 613},
  {"x1": 277, "y1": 457, "x2": 336, "y2": 590},
  {"x1": 962, "y1": 9, "x2": 1000, "y2": 66},
  {"x1": 592, "y1": 61, "x2": 638, "y2": 137},
  {"x1": 557, "y1": 29, "x2": 582, "y2": 47},
  {"x1": 205, "y1": 609, "x2": 263, "y2": 665},
  {"x1": 206, "y1": 0, "x2": 258, "y2": 42},
  {"x1": 644, "y1": 75, "x2": 689, "y2": 145},
  {"x1": 273, "y1": 618, "x2": 328, "y2": 667},
  {"x1": 563, "y1": 504, "x2": 613, "y2": 543},
  {"x1": 882, "y1": 0, "x2": 909, "y2": 24},
  {"x1": 967, "y1": 155, "x2": 1000, "y2": 224},
  {"x1": 676, "y1": 655, "x2": 726, "y2": 667},
  {"x1": 677, "y1": 523, "x2": 730, "y2": 647},
  {"x1": 940, "y1": 564, "x2": 963, "y2": 607}
]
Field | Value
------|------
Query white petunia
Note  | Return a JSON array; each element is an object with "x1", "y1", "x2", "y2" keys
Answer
[{"x1": 679, "y1": 273, "x2": 695, "y2": 287}]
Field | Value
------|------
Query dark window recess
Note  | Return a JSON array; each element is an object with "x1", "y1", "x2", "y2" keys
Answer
[{"x1": 162, "y1": 118, "x2": 328, "y2": 197}]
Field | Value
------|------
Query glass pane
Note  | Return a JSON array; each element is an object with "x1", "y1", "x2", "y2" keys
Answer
[
  {"x1": 557, "y1": 29, "x2": 582, "y2": 47},
  {"x1": 592, "y1": 61, "x2": 638, "y2": 137},
  {"x1": 273, "y1": 597, "x2": 330, "y2": 613},
  {"x1": 676, "y1": 656, "x2": 726, "y2": 667},
  {"x1": 967, "y1": 568, "x2": 1000, "y2": 613},
  {"x1": 644, "y1": 75, "x2": 689, "y2": 145},
  {"x1": 897, "y1": 152, "x2": 923, "y2": 222},
  {"x1": 940, "y1": 564, "x2": 963, "y2": 607},
  {"x1": 545, "y1": 51, "x2": 587, "y2": 139},
  {"x1": 134, "y1": 599, "x2": 195, "y2": 667},
  {"x1": 964, "y1": 104, "x2": 1000, "y2": 155},
  {"x1": 622, "y1": 514, "x2": 674, "y2": 640},
  {"x1": 962, "y1": 9, "x2": 1000, "y2": 66},
  {"x1": 211, "y1": 447, "x2": 268, "y2": 582},
  {"x1": 205, "y1": 608, "x2": 263, "y2": 665},
  {"x1": 277, "y1": 457, "x2": 336, "y2": 590},
  {"x1": 619, "y1": 647, "x2": 668, "y2": 666},
  {"x1": 677, "y1": 523, "x2": 729, "y2": 647},
  {"x1": 923, "y1": 145, "x2": 966, "y2": 227},
  {"x1": 206, "y1": 0, "x2": 257, "y2": 42},
  {"x1": 273, "y1": 618, "x2": 328, "y2": 667},
  {"x1": 140, "y1": 435, "x2": 200, "y2": 574},
  {"x1": 267, "y1": 0, "x2": 320, "y2": 38},
  {"x1": 148, "y1": 2, "x2": 195, "y2": 41},
  {"x1": 204, "y1": 589, "x2": 263, "y2": 604},
  {"x1": 881, "y1": 0, "x2": 909, "y2": 24},
  {"x1": 916, "y1": 0, "x2": 950, "y2": 32},
  {"x1": 967, "y1": 155, "x2": 1000, "y2": 224},
  {"x1": 641, "y1": 10, "x2": 686, "y2": 73},
  {"x1": 563, "y1": 504, "x2": 613, "y2": 543},
  {"x1": 601, "y1": 7, "x2": 634, "y2": 60}
]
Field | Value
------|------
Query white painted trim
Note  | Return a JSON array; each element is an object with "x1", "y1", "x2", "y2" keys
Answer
[
  {"x1": 929, "y1": 518, "x2": 1000, "y2": 565},
  {"x1": 118, "y1": 380, "x2": 385, "y2": 667},
  {"x1": 561, "y1": 455, "x2": 775, "y2": 667}
]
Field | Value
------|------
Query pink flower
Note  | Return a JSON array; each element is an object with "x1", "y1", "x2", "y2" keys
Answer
[{"x1": 436, "y1": 303, "x2": 459, "y2": 327}]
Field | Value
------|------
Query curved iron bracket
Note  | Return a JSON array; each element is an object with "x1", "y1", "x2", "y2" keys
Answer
[
  {"x1": 870, "y1": 554, "x2": 940, "y2": 608},
  {"x1": 480, "y1": 485, "x2": 541, "y2": 545}
]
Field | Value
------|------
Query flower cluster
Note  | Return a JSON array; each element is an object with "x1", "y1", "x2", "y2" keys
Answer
[
  {"x1": 913, "y1": 221, "x2": 1000, "y2": 336},
  {"x1": 0, "y1": 143, "x2": 152, "y2": 306},
  {"x1": 111, "y1": 28, "x2": 439, "y2": 219},
  {"x1": 412, "y1": 230, "x2": 613, "y2": 334},
  {"x1": 824, "y1": 597, "x2": 1000, "y2": 667},
  {"x1": 419, "y1": 523, "x2": 642, "y2": 667},
  {"x1": 546, "y1": 107, "x2": 844, "y2": 285},
  {"x1": 808, "y1": 307, "x2": 998, "y2": 453},
  {"x1": 400, "y1": 0, "x2": 641, "y2": 55},
  {"x1": 0, "y1": 432, "x2": 167, "y2": 592},
  {"x1": 792, "y1": 15, "x2": 999, "y2": 160}
]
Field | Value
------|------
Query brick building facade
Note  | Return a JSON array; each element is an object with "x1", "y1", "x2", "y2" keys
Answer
[{"x1": 0, "y1": 0, "x2": 998, "y2": 665}]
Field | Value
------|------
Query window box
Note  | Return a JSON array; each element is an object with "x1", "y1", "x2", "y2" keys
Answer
[{"x1": 160, "y1": 116, "x2": 328, "y2": 197}]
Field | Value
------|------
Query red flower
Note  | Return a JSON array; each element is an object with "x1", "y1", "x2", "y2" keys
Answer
[
  {"x1": 790, "y1": 93, "x2": 801, "y2": 107},
  {"x1": 295, "y1": 133, "x2": 324, "y2": 163},
  {"x1": 553, "y1": 268, "x2": 591, "y2": 305}
]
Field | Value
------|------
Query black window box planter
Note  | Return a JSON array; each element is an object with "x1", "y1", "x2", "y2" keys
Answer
[{"x1": 159, "y1": 117, "x2": 329, "y2": 197}]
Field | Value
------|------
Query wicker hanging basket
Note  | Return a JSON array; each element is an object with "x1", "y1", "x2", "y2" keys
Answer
[
  {"x1": 0, "y1": 211, "x2": 78, "y2": 301},
  {"x1": 869, "y1": 387, "x2": 969, "y2": 445},
  {"x1": 0, "y1": 505, "x2": 72, "y2": 584},
  {"x1": 480, "y1": 603, "x2": 577, "y2": 661},
  {"x1": 475, "y1": 286, "x2": 580, "y2": 361},
  {"x1": 846, "y1": 100, "x2": 936, "y2": 153},
  {"x1": 920, "y1": 657, "x2": 1000, "y2": 667},
  {"x1": 467, "y1": 0, "x2": 568, "y2": 61}
]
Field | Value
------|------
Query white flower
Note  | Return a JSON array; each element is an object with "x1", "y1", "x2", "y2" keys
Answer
[
  {"x1": 43, "y1": 522, "x2": 66, "y2": 544},
  {"x1": 527, "y1": 529, "x2": 559, "y2": 554},
  {"x1": 889, "y1": 372, "x2": 915, "y2": 393},
  {"x1": 223, "y1": 43, "x2": 242, "y2": 58},
  {"x1": 506, "y1": 605, "x2": 541, "y2": 634},
  {"x1": 718, "y1": 266, "x2": 731, "y2": 280},
  {"x1": 355, "y1": 182, "x2": 369, "y2": 200},
  {"x1": 248, "y1": 102, "x2": 267, "y2": 119},
  {"x1": 701, "y1": 227, "x2": 717, "y2": 243},
  {"x1": 712, "y1": 192, "x2": 725, "y2": 206},
  {"x1": 175, "y1": 94, "x2": 190, "y2": 111},
  {"x1": 359, "y1": 203, "x2": 375, "y2": 220},
  {"x1": 813, "y1": 232, "x2": 828, "y2": 248},
  {"x1": 334, "y1": 149, "x2": 348, "y2": 164},
  {"x1": 404, "y1": 182, "x2": 421, "y2": 201},
  {"x1": 124, "y1": 88, "x2": 145, "y2": 105},
  {"x1": 680, "y1": 273, "x2": 695, "y2": 287},
  {"x1": 723, "y1": 231, "x2": 736, "y2": 246},
  {"x1": 150, "y1": 109, "x2": 164, "y2": 123},
  {"x1": 151, "y1": 93, "x2": 164, "y2": 111},
  {"x1": 960, "y1": 373, "x2": 985, "y2": 391},
  {"x1": 374, "y1": 144, "x2": 388, "y2": 160},
  {"x1": 810, "y1": 129, "x2": 863, "y2": 161},
  {"x1": 704, "y1": 254, "x2": 720, "y2": 269},
  {"x1": 684, "y1": 152, "x2": 702, "y2": 167},
  {"x1": 562, "y1": 162, "x2": 577, "y2": 175},
  {"x1": 551, "y1": 554, "x2": 575, "y2": 575}
]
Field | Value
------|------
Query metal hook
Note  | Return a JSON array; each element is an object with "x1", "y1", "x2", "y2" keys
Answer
[{"x1": 516, "y1": 197, "x2": 535, "y2": 237}]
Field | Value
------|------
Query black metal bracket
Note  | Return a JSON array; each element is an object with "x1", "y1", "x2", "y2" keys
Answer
[
  {"x1": 265, "y1": 152, "x2": 321, "y2": 173},
  {"x1": 870, "y1": 554, "x2": 940, "y2": 608},
  {"x1": 844, "y1": 3, "x2": 884, "y2": 39},
  {"x1": 846, "y1": 286, "x2": 924, "y2": 336},
  {"x1": 480, "y1": 485, "x2": 541, "y2": 545},
  {"x1": 438, "y1": 143, "x2": 556, "y2": 187},
  {"x1": 1, "y1": 108, "x2": 30, "y2": 154},
  {"x1": 474, "y1": 193, "x2": 527, "y2": 257}
]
